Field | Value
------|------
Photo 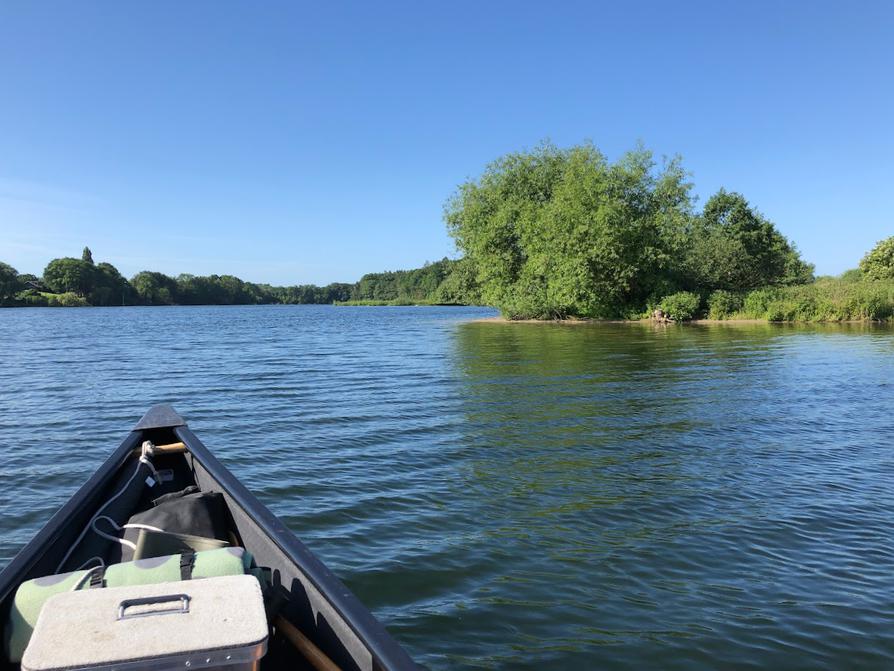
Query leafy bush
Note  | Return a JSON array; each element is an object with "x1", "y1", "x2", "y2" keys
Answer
[
  {"x1": 847, "y1": 285, "x2": 893, "y2": 320},
  {"x1": 15, "y1": 290, "x2": 48, "y2": 307},
  {"x1": 741, "y1": 288, "x2": 780, "y2": 318},
  {"x1": 659, "y1": 292, "x2": 701, "y2": 320},
  {"x1": 706, "y1": 290, "x2": 743, "y2": 319},
  {"x1": 737, "y1": 279, "x2": 894, "y2": 322},
  {"x1": 859, "y1": 237, "x2": 894, "y2": 280},
  {"x1": 46, "y1": 292, "x2": 89, "y2": 307}
]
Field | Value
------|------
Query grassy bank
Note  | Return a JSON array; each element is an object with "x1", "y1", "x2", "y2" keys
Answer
[
  {"x1": 484, "y1": 278, "x2": 894, "y2": 323},
  {"x1": 699, "y1": 278, "x2": 894, "y2": 322}
]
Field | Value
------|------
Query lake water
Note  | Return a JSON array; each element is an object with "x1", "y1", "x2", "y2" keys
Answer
[{"x1": 1, "y1": 305, "x2": 893, "y2": 669}]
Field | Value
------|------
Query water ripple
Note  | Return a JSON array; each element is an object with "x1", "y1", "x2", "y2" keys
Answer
[{"x1": 2, "y1": 309, "x2": 894, "y2": 669}]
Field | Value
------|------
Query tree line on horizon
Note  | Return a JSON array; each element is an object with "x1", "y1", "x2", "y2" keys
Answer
[{"x1": 0, "y1": 248, "x2": 482, "y2": 308}]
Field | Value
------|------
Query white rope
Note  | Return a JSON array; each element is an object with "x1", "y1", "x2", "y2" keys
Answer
[
  {"x1": 91, "y1": 516, "x2": 164, "y2": 552},
  {"x1": 139, "y1": 440, "x2": 159, "y2": 481},
  {"x1": 55, "y1": 441, "x2": 160, "y2": 573}
]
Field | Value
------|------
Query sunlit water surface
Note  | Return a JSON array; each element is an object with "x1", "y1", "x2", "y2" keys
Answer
[{"x1": 1, "y1": 306, "x2": 893, "y2": 669}]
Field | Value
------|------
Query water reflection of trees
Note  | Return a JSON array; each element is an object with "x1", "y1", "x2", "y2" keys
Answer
[
  {"x1": 446, "y1": 322, "x2": 796, "y2": 554},
  {"x1": 443, "y1": 323, "x2": 792, "y2": 651},
  {"x1": 442, "y1": 321, "x2": 894, "y2": 666}
]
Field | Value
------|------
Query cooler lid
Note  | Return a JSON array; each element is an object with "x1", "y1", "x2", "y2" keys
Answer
[{"x1": 22, "y1": 575, "x2": 268, "y2": 671}]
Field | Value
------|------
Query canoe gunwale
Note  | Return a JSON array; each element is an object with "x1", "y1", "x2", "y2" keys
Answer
[
  {"x1": 173, "y1": 425, "x2": 420, "y2": 671},
  {"x1": 0, "y1": 415, "x2": 420, "y2": 671},
  {"x1": 0, "y1": 431, "x2": 142, "y2": 608}
]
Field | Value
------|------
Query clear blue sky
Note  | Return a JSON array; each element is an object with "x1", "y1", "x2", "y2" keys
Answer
[{"x1": 1, "y1": 1, "x2": 891, "y2": 285}]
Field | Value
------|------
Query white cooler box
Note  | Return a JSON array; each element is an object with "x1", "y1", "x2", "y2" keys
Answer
[{"x1": 22, "y1": 574, "x2": 268, "y2": 671}]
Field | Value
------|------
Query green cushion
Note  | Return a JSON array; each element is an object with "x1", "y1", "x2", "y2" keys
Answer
[{"x1": 5, "y1": 547, "x2": 251, "y2": 663}]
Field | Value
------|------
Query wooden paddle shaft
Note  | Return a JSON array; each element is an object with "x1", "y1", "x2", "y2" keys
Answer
[{"x1": 275, "y1": 615, "x2": 342, "y2": 671}]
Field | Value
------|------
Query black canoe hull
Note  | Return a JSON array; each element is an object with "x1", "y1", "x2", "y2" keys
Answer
[{"x1": 0, "y1": 406, "x2": 420, "y2": 671}]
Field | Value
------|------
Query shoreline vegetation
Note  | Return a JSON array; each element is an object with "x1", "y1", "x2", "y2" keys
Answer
[
  {"x1": 0, "y1": 252, "x2": 481, "y2": 310},
  {"x1": 3, "y1": 142, "x2": 894, "y2": 323},
  {"x1": 444, "y1": 141, "x2": 894, "y2": 324}
]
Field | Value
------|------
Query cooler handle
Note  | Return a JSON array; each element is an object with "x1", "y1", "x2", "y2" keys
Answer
[{"x1": 117, "y1": 593, "x2": 191, "y2": 620}]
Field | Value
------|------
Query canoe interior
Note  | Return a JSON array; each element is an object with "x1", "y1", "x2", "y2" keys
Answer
[{"x1": 0, "y1": 420, "x2": 419, "y2": 671}]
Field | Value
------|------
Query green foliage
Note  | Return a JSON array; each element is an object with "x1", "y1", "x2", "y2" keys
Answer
[
  {"x1": 706, "y1": 290, "x2": 743, "y2": 319},
  {"x1": 38, "y1": 256, "x2": 474, "y2": 307},
  {"x1": 741, "y1": 288, "x2": 780, "y2": 318},
  {"x1": 685, "y1": 190, "x2": 813, "y2": 292},
  {"x1": 17, "y1": 273, "x2": 41, "y2": 287},
  {"x1": 82, "y1": 247, "x2": 94, "y2": 264},
  {"x1": 353, "y1": 258, "x2": 453, "y2": 302},
  {"x1": 735, "y1": 278, "x2": 894, "y2": 322},
  {"x1": 659, "y1": 291, "x2": 701, "y2": 320},
  {"x1": 431, "y1": 257, "x2": 482, "y2": 305},
  {"x1": 840, "y1": 268, "x2": 862, "y2": 282},
  {"x1": 16, "y1": 289, "x2": 49, "y2": 306},
  {"x1": 859, "y1": 236, "x2": 894, "y2": 280},
  {"x1": 126, "y1": 260, "x2": 472, "y2": 307},
  {"x1": 43, "y1": 258, "x2": 96, "y2": 296},
  {"x1": 91, "y1": 262, "x2": 132, "y2": 305},
  {"x1": 0, "y1": 262, "x2": 21, "y2": 305},
  {"x1": 131, "y1": 271, "x2": 179, "y2": 305},
  {"x1": 445, "y1": 142, "x2": 811, "y2": 319},
  {"x1": 46, "y1": 291, "x2": 89, "y2": 307}
]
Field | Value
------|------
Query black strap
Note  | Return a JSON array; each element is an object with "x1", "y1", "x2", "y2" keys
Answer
[
  {"x1": 89, "y1": 566, "x2": 106, "y2": 589},
  {"x1": 179, "y1": 552, "x2": 196, "y2": 581}
]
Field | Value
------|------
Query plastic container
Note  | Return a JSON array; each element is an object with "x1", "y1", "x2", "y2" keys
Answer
[{"x1": 21, "y1": 574, "x2": 268, "y2": 671}]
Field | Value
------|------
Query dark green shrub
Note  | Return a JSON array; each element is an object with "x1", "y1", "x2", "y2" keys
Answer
[
  {"x1": 742, "y1": 288, "x2": 779, "y2": 318},
  {"x1": 47, "y1": 292, "x2": 89, "y2": 307},
  {"x1": 847, "y1": 285, "x2": 893, "y2": 320},
  {"x1": 659, "y1": 291, "x2": 701, "y2": 320},
  {"x1": 15, "y1": 290, "x2": 48, "y2": 307},
  {"x1": 706, "y1": 290, "x2": 743, "y2": 319}
]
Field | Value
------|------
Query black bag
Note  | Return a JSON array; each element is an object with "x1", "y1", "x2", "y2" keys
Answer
[{"x1": 120, "y1": 487, "x2": 231, "y2": 561}]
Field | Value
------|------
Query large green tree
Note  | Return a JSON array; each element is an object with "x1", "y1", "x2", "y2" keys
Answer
[
  {"x1": 445, "y1": 142, "x2": 694, "y2": 318},
  {"x1": 685, "y1": 190, "x2": 813, "y2": 291},
  {"x1": 43, "y1": 257, "x2": 96, "y2": 296},
  {"x1": 91, "y1": 262, "x2": 132, "y2": 306},
  {"x1": 130, "y1": 271, "x2": 178, "y2": 305}
]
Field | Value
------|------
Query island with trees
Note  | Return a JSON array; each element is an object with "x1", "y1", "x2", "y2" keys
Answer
[
  {"x1": 445, "y1": 142, "x2": 894, "y2": 322},
  {"x1": 2, "y1": 142, "x2": 893, "y2": 322}
]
